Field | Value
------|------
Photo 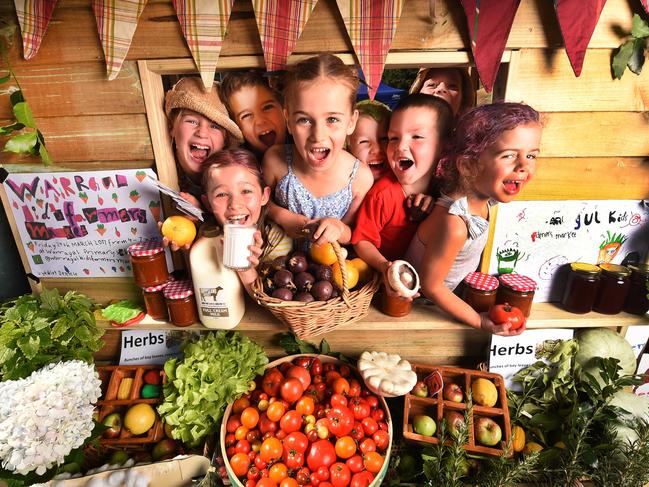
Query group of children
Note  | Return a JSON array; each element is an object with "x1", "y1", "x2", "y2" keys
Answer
[{"x1": 163, "y1": 54, "x2": 543, "y2": 336}]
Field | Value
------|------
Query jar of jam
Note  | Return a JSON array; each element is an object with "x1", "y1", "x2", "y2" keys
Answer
[
  {"x1": 381, "y1": 286, "x2": 412, "y2": 317},
  {"x1": 496, "y1": 274, "x2": 537, "y2": 317},
  {"x1": 624, "y1": 264, "x2": 649, "y2": 315},
  {"x1": 593, "y1": 264, "x2": 631, "y2": 314},
  {"x1": 128, "y1": 240, "x2": 169, "y2": 287},
  {"x1": 163, "y1": 279, "x2": 198, "y2": 327},
  {"x1": 561, "y1": 263, "x2": 601, "y2": 314},
  {"x1": 462, "y1": 272, "x2": 499, "y2": 313},
  {"x1": 142, "y1": 280, "x2": 172, "y2": 321}
]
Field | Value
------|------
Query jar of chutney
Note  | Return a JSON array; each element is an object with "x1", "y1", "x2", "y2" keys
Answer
[
  {"x1": 562, "y1": 263, "x2": 601, "y2": 314},
  {"x1": 624, "y1": 264, "x2": 649, "y2": 315},
  {"x1": 142, "y1": 280, "x2": 172, "y2": 321},
  {"x1": 496, "y1": 274, "x2": 537, "y2": 317},
  {"x1": 462, "y1": 272, "x2": 499, "y2": 313},
  {"x1": 164, "y1": 279, "x2": 199, "y2": 327},
  {"x1": 128, "y1": 240, "x2": 169, "y2": 287},
  {"x1": 593, "y1": 264, "x2": 631, "y2": 314}
]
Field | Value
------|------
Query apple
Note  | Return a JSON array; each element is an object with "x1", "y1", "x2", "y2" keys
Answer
[
  {"x1": 444, "y1": 410, "x2": 466, "y2": 439},
  {"x1": 102, "y1": 412, "x2": 122, "y2": 438},
  {"x1": 413, "y1": 414, "x2": 437, "y2": 437},
  {"x1": 411, "y1": 380, "x2": 428, "y2": 397},
  {"x1": 109, "y1": 450, "x2": 130, "y2": 466},
  {"x1": 152, "y1": 438, "x2": 178, "y2": 461},
  {"x1": 164, "y1": 422, "x2": 174, "y2": 439},
  {"x1": 474, "y1": 416, "x2": 502, "y2": 446},
  {"x1": 443, "y1": 382, "x2": 464, "y2": 403}
]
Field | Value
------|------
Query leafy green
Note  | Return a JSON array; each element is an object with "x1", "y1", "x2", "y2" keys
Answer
[
  {"x1": 101, "y1": 300, "x2": 143, "y2": 324},
  {"x1": 0, "y1": 289, "x2": 104, "y2": 380},
  {"x1": 158, "y1": 331, "x2": 268, "y2": 445},
  {"x1": 613, "y1": 14, "x2": 649, "y2": 79},
  {"x1": 276, "y1": 332, "x2": 355, "y2": 364}
]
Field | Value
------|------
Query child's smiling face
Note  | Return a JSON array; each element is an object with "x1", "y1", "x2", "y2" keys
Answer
[
  {"x1": 228, "y1": 84, "x2": 286, "y2": 154},
  {"x1": 419, "y1": 68, "x2": 463, "y2": 116},
  {"x1": 348, "y1": 115, "x2": 389, "y2": 181}
]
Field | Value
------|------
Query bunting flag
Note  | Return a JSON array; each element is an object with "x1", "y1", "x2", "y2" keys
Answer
[
  {"x1": 172, "y1": 0, "x2": 235, "y2": 90},
  {"x1": 459, "y1": 0, "x2": 520, "y2": 93},
  {"x1": 252, "y1": 0, "x2": 318, "y2": 72},
  {"x1": 13, "y1": 0, "x2": 57, "y2": 60},
  {"x1": 640, "y1": 0, "x2": 648, "y2": 13},
  {"x1": 93, "y1": 0, "x2": 148, "y2": 80},
  {"x1": 336, "y1": 0, "x2": 404, "y2": 100},
  {"x1": 555, "y1": 0, "x2": 608, "y2": 77}
]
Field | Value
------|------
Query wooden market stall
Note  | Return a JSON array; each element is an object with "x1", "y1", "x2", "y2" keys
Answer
[{"x1": 0, "y1": 0, "x2": 648, "y2": 366}]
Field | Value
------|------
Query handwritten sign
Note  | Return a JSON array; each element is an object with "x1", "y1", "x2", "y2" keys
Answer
[
  {"x1": 2, "y1": 169, "x2": 163, "y2": 278},
  {"x1": 488, "y1": 200, "x2": 649, "y2": 301}
]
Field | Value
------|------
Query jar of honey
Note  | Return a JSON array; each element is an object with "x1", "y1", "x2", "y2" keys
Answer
[
  {"x1": 163, "y1": 279, "x2": 199, "y2": 327},
  {"x1": 624, "y1": 264, "x2": 649, "y2": 315},
  {"x1": 462, "y1": 272, "x2": 499, "y2": 313},
  {"x1": 128, "y1": 240, "x2": 169, "y2": 287},
  {"x1": 142, "y1": 280, "x2": 172, "y2": 321},
  {"x1": 593, "y1": 264, "x2": 631, "y2": 314},
  {"x1": 561, "y1": 263, "x2": 601, "y2": 314},
  {"x1": 496, "y1": 274, "x2": 537, "y2": 317}
]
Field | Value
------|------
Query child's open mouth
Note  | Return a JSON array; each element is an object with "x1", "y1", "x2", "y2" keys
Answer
[
  {"x1": 190, "y1": 143, "x2": 210, "y2": 162},
  {"x1": 309, "y1": 147, "x2": 330, "y2": 162},
  {"x1": 226, "y1": 214, "x2": 250, "y2": 225},
  {"x1": 503, "y1": 179, "x2": 523, "y2": 195},
  {"x1": 398, "y1": 158, "x2": 414, "y2": 171},
  {"x1": 258, "y1": 130, "x2": 277, "y2": 148}
]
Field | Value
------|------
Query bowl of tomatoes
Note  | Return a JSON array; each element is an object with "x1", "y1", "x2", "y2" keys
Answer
[{"x1": 220, "y1": 354, "x2": 392, "y2": 487}]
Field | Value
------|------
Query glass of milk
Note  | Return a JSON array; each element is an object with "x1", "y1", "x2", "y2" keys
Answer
[{"x1": 223, "y1": 223, "x2": 257, "y2": 270}]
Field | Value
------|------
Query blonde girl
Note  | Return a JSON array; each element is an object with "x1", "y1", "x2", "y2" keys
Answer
[{"x1": 409, "y1": 67, "x2": 475, "y2": 117}]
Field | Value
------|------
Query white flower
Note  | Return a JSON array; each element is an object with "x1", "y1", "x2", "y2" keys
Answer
[{"x1": 0, "y1": 360, "x2": 101, "y2": 476}]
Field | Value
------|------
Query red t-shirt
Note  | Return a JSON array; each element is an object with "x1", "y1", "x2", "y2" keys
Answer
[{"x1": 351, "y1": 173, "x2": 418, "y2": 261}]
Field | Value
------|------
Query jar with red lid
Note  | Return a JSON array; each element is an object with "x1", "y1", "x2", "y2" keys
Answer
[
  {"x1": 561, "y1": 263, "x2": 601, "y2": 314},
  {"x1": 496, "y1": 274, "x2": 536, "y2": 317},
  {"x1": 593, "y1": 264, "x2": 631, "y2": 315},
  {"x1": 142, "y1": 280, "x2": 172, "y2": 321},
  {"x1": 462, "y1": 272, "x2": 499, "y2": 313},
  {"x1": 624, "y1": 264, "x2": 649, "y2": 315},
  {"x1": 163, "y1": 279, "x2": 198, "y2": 327},
  {"x1": 128, "y1": 240, "x2": 169, "y2": 287}
]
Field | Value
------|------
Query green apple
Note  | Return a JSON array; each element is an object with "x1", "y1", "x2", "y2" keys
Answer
[
  {"x1": 152, "y1": 438, "x2": 177, "y2": 461},
  {"x1": 474, "y1": 416, "x2": 502, "y2": 446},
  {"x1": 109, "y1": 450, "x2": 130, "y2": 466},
  {"x1": 413, "y1": 414, "x2": 436, "y2": 437},
  {"x1": 102, "y1": 412, "x2": 122, "y2": 439}
]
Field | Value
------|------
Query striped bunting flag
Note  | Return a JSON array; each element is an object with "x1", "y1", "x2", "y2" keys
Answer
[
  {"x1": 13, "y1": 0, "x2": 57, "y2": 60},
  {"x1": 641, "y1": 0, "x2": 648, "y2": 13}
]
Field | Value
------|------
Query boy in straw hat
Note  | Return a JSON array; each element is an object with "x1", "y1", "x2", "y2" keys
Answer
[{"x1": 165, "y1": 77, "x2": 243, "y2": 202}]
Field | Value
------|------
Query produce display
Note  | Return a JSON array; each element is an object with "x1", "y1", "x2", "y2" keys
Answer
[
  {"x1": 403, "y1": 365, "x2": 512, "y2": 457},
  {"x1": 220, "y1": 355, "x2": 392, "y2": 486},
  {"x1": 357, "y1": 351, "x2": 418, "y2": 397}
]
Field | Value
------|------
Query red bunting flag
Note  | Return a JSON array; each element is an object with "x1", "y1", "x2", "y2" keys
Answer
[
  {"x1": 640, "y1": 0, "x2": 648, "y2": 13},
  {"x1": 336, "y1": 0, "x2": 404, "y2": 100},
  {"x1": 459, "y1": 0, "x2": 521, "y2": 93},
  {"x1": 555, "y1": 0, "x2": 608, "y2": 77},
  {"x1": 172, "y1": 0, "x2": 235, "y2": 90},
  {"x1": 252, "y1": 0, "x2": 319, "y2": 72},
  {"x1": 13, "y1": 0, "x2": 57, "y2": 60}
]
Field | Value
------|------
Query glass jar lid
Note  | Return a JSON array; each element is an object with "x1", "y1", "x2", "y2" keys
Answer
[
  {"x1": 570, "y1": 262, "x2": 601, "y2": 275},
  {"x1": 498, "y1": 273, "x2": 537, "y2": 292},
  {"x1": 128, "y1": 239, "x2": 165, "y2": 256},
  {"x1": 598, "y1": 263, "x2": 631, "y2": 277},
  {"x1": 628, "y1": 263, "x2": 649, "y2": 277},
  {"x1": 163, "y1": 279, "x2": 194, "y2": 299},
  {"x1": 463, "y1": 272, "x2": 499, "y2": 291}
]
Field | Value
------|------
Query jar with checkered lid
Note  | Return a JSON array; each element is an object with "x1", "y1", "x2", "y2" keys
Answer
[
  {"x1": 496, "y1": 274, "x2": 537, "y2": 317},
  {"x1": 163, "y1": 279, "x2": 198, "y2": 327},
  {"x1": 142, "y1": 279, "x2": 172, "y2": 321},
  {"x1": 461, "y1": 272, "x2": 499, "y2": 313},
  {"x1": 128, "y1": 240, "x2": 169, "y2": 287}
]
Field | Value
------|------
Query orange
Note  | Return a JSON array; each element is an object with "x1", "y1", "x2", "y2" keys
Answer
[
  {"x1": 161, "y1": 215, "x2": 196, "y2": 247},
  {"x1": 512, "y1": 425, "x2": 525, "y2": 453},
  {"x1": 332, "y1": 260, "x2": 359, "y2": 290},
  {"x1": 310, "y1": 242, "x2": 338, "y2": 265},
  {"x1": 350, "y1": 257, "x2": 372, "y2": 285}
]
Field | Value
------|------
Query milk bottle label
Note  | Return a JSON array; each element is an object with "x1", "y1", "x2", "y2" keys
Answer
[{"x1": 199, "y1": 287, "x2": 229, "y2": 317}]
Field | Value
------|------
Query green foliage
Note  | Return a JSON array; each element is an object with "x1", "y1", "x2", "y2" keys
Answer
[
  {"x1": 276, "y1": 331, "x2": 355, "y2": 364},
  {"x1": 612, "y1": 14, "x2": 649, "y2": 79},
  {"x1": 0, "y1": 289, "x2": 104, "y2": 381}
]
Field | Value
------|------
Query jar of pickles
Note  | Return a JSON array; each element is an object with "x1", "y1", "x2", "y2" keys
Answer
[
  {"x1": 561, "y1": 263, "x2": 601, "y2": 314},
  {"x1": 496, "y1": 274, "x2": 537, "y2": 317},
  {"x1": 624, "y1": 264, "x2": 649, "y2": 315},
  {"x1": 593, "y1": 264, "x2": 631, "y2": 314},
  {"x1": 128, "y1": 240, "x2": 169, "y2": 287},
  {"x1": 163, "y1": 279, "x2": 198, "y2": 327},
  {"x1": 462, "y1": 272, "x2": 499, "y2": 313}
]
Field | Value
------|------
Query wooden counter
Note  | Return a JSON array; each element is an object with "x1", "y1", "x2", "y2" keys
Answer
[{"x1": 94, "y1": 299, "x2": 649, "y2": 365}]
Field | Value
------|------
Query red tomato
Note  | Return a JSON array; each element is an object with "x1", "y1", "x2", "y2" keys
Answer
[
  {"x1": 370, "y1": 408, "x2": 384, "y2": 422},
  {"x1": 330, "y1": 393, "x2": 348, "y2": 408},
  {"x1": 283, "y1": 448, "x2": 305, "y2": 469},
  {"x1": 489, "y1": 303, "x2": 526, "y2": 330},
  {"x1": 262, "y1": 368, "x2": 284, "y2": 397},
  {"x1": 293, "y1": 356, "x2": 312, "y2": 368},
  {"x1": 246, "y1": 429, "x2": 261, "y2": 444},
  {"x1": 247, "y1": 465, "x2": 261, "y2": 481},
  {"x1": 235, "y1": 439, "x2": 251, "y2": 454},
  {"x1": 323, "y1": 363, "x2": 336, "y2": 373},
  {"x1": 296, "y1": 467, "x2": 311, "y2": 485},
  {"x1": 229, "y1": 452, "x2": 250, "y2": 478},
  {"x1": 361, "y1": 417, "x2": 378, "y2": 436},
  {"x1": 319, "y1": 483, "x2": 334, "y2": 487},
  {"x1": 306, "y1": 384, "x2": 326, "y2": 403},
  {"x1": 287, "y1": 365, "x2": 312, "y2": 390},
  {"x1": 284, "y1": 431, "x2": 309, "y2": 452},
  {"x1": 345, "y1": 455, "x2": 364, "y2": 473},
  {"x1": 311, "y1": 472, "x2": 322, "y2": 486},
  {"x1": 280, "y1": 410, "x2": 303, "y2": 433},
  {"x1": 260, "y1": 437, "x2": 283, "y2": 463},
  {"x1": 227, "y1": 415, "x2": 242, "y2": 433},
  {"x1": 245, "y1": 479, "x2": 256, "y2": 487},
  {"x1": 311, "y1": 358, "x2": 323, "y2": 376},
  {"x1": 333, "y1": 377, "x2": 350, "y2": 395},
  {"x1": 350, "y1": 421, "x2": 365, "y2": 441},
  {"x1": 349, "y1": 398, "x2": 370, "y2": 420},
  {"x1": 325, "y1": 371, "x2": 342, "y2": 386},
  {"x1": 296, "y1": 396, "x2": 315, "y2": 416},
  {"x1": 233, "y1": 397, "x2": 251, "y2": 414},
  {"x1": 306, "y1": 440, "x2": 337, "y2": 470},
  {"x1": 269, "y1": 463, "x2": 288, "y2": 483},
  {"x1": 334, "y1": 436, "x2": 356, "y2": 459},
  {"x1": 254, "y1": 455, "x2": 267, "y2": 470},
  {"x1": 372, "y1": 430, "x2": 389, "y2": 451},
  {"x1": 256, "y1": 479, "x2": 278, "y2": 487},
  {"x1": 365, "y1": 396, "x2": 379, "y2": 409},
  {"x1": 359, "y1": 438, "x2": 376, "y2": 454},
  {"x1": 241, "y1": 407, "x2": 260, "y2": 429},
  {"x1": 350, "y1": 471, "x2": 374, "y2": 487},
  {"x1": 316, "y1": 466, "x2": 330, "y2": 481},
  {"x1": 339, "y1": 364, "x2": 351, "y2": 377},
  {"x1": 347, "y1": 379, "x2": 361, "y2": 398},
  {"x1": 280, "y1": 479, "x2": 299, "y2": 487},
  {"x1": 266, "y1": 401, "x2": 286, "y2": 423},
  {"x1": 326, "y1": 406, "x2": 355, "y2": 437},
  {"x1": 329, "y1": 462, "x2": 351, "y2": 487},
  {"x1": 363, "y1": 451, "x2": 384, "y2": 473},
  {"x1": 280, "y1": 378, "x2": 305, "y2": 404},
  {"x1": 225, "y1": 433, "x2": 236, "y2": 447}
]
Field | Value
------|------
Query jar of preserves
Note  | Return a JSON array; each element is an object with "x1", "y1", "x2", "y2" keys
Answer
[
  {"x1": 496, "y1": 274, "x2": 537, "y2": 317},
  {"x1": 381, "y1": 287, "x2": 412, "y2": 317},
  {"x1": 163, "y1": 279, "x2": 198, "y2": 327},
  {"x1": 593, "y1": 264, "x2": 631, "y2": 314},
  {"x1": 128, "y1": 240, "x2": 169, "y2": 287},
  {"x1": 142, "y1": 280, "x2": 172, "y2": 321},
  {"x1": 624, "y1": 264, "x2": 649, "y2": 315},
  {"x1": 561, "y1": 263, "x2": 601, "y2": 314},
  {"x1": 462, "y1": 272, "x2": 499, "y2": 313}
]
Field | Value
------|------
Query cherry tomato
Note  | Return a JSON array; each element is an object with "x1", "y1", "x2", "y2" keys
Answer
[
  {"x1": 334, "y1": 435, "x2": 357, "y2": 459},
  {"x1": 229, "y1": 452, "x2": 250, "y2": 478},
  {"x1": 359, "y1": 438, "x2": 376, "y2": 454},
  {"x1": 307, "y1": 428, "x2": 319, "y2": 442},
  {"x1": 259, "y1": 413, "x2": 278, "y2": 434},
  {"x1": 370, "y1": 408, "x2": 384, "y2": 422},
  {"x1": 296, "y1": 396, "x2": 315, "y2": 416},
  {"x1": 227, "y1": 415, "x2": 242, "y2": 433},
  {"x1": 333, "y1": 377, "x2": 350, "y2": 395},
  {"x1": 266, "y1": 402, "x2": 286, "y2": 422},
  {"x1": 282, "y1": 448, "x2": 305, "y2": 469},
  {"x1": 280, "y1": 479, "x2": 299, "y2": 487},
  {"x1": 235, "y1": 426, "x2": 250, "y2": 441},
  {"x1": 311, "y1": 472, "x2": 322, "y2": 485},
  {"x1": 378, "y1": 421, "x2": 388, "y2": 431},
  {"x1": 326, "y1": 406, "x2": 355, "y2": 437},
  {"x1": 260, "y1": 437, "x2": 283, "y2": 463},
  {"x1": 262, "y1": 368, "x2": 284, "y2": 397},
  {"x1": 233, "y1": 397, "x2": 251, "y2": 413},
  {"x1": 347, "y1": 379, "x2": 361, "y2": 398},
  {"x1": 280, "y1": 378, "x2": 305, "y2": 404},
  {"x1": 323, "y1": 363, "x2": 336, "y2": 373},
  {"x1": 280, "y1": 410, "x2": 303, "y2": 433},
  {"x1": 325, "y1": 371, "x2": 342, "y2": 386},
  {"x1": 247, "y1": 465, "x2": 261, "y2": 481},
  {"x1": 311, "y1": 358, "x2": 323, "y2": 375},
  {"x1": 316, "y1": 466, "x2": 330, "y2": 481},
  {"x1": 306, "y1": 439, "x2": 337, "y2": 471},
  {"x1": 372, "y1": 430, "x2": 389, "y2": 451},
  {"x1": 254, "y1": 455, "x2": 267, "y2": 470},
  {"x1": 306, "y1": 384, "x2": 326, "y2": 403},
  {"x1": 269, "y1": 463, "x2": 288, "y2": 483},
  {"x1": 361, "y1": 417, "x2": 378, "y2": 436},
  {"x1": 241, "y1": 407, "x2": 260, "y2": 429},
  {"x1": 350, "y1": 421, "x2": 365, "y2": 441},
  {"x1": 350, "y1": 471, "x2": 374, "y2": 487},
  {"x1": 349, "y1": 398, "x2": 370, "y2": 420},
  {"x1": 235, "y1": 439, "x2": 251, "y2": 454},
  {"x1": 286, "y1": 365, "x2": 312, "y2": 390},
  {"x1": 330, "y1": 393, "x2": 348, "y2": 408},
  {"x1": 363, "y1": 451, "x2": 384, "y2": 473},
  {"x1": 256, "y1": 479, "x2": 278, "y2": 487},
  {"x1": 293, "y1": 356, "x2": 312, "y2": 368},
  {"x1": 320, "y1": 483, "x2": 334, "y2": 487},
  {"x1": 245, "y1": 479, "x2": 256, "y2": 487},
  {"x1": 246, "y1": 429, "x2": 261, "y2": 444},
  {"x1": 346, "y1": 455, "x2": 364, "y2": 474},
  {"x1": 225, "y1": 433, "x2": 236, "y2": 448},
  {"x1": 296, "y1": 467, "x2": 311, "y2": 485},
  {"x1": 329, "y1": 462, "x2": 351, "y2": 487},
  {"x1": 489, "y1": 302, "x2": 526, "y2": 330},
  {"x1": 284, "y1": 431, "x2": 309, "y2": 452}
]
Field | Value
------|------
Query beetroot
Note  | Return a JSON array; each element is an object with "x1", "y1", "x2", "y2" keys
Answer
[
  {"x1": 311, "y1": 280, "x2": 333, "y2": 301},
  {"x1": 294, "y1": 272, "x2": 315, "y2": 292},
  {"x1": 294, "y1": 292, "x2": 315, "y2": 303},
  {"x1": 272, "y1": 288, "x2": 294, "y2": 301}
]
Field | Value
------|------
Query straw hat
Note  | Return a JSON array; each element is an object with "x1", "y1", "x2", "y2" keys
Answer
[{"x1": 165, "y1": 77, "x2": 243, "y2": 147}]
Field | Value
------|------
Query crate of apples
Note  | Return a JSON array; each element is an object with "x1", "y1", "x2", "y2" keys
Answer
[
  {"x1": 403, "y1": 365, "x2": 512, "y2": 458},
  {"x1": 220, "y1": 355, "x2": 392, "y2": 487}
]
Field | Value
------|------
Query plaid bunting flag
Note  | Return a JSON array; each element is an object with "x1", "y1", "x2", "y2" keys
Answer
[
  {"x1": 13, "y1": 0, "x2": 58, "y2": 60},
  {"x1": 172, "y1": 0, "x2": 235, "y2": 90},
  {"x1": 252, "y1": 0, "x2": 318, "y2": 72},
  {"x1": 640, "y1": 0, "x2": 648, "y2": 13},
  {"x1": 459, "y1": 0, "x2": 520, "y2": 93},
  {"x1": 555, "y1": 0, "x2": 608, "y2": 77},
  {"x1": 93, "y1": 0, "x2": 148, "y2": 80},
  {"x1": 336, "y1": 0, "x2": 404, "y2": 100}
]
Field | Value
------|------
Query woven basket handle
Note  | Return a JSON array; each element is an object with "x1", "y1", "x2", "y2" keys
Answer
[{"x1": 331, "y1": 241, "x2": 352, "y2": 307}]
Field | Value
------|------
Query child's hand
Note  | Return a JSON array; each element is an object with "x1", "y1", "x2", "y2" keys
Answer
[
  {"x1": 381, "y1": 261, "x2": 418, "y2": 301},
  {"x1": 479, "y1": 312, "x2": 526, "y2": 336},
  {"x1": 246, "y1": 230, "x2": 264, "y2": 268},
  {"x1": 306, "y1": 218, "x2": 347, "y2": 245},
  {"x1": 157, "y1": 221, "x2": 192, "y2": 251},
  {"x1": 179, "y1": 192, "x2": 201, "y2": 213},
  {"x1": 406, "y1": 193, "x2": 435, "y2": 222}
]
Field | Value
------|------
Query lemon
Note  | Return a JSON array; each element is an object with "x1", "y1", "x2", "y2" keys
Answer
[
  {"x1": 471, "y1": 378, "x2": 498, "y2": 407},
  {"x1": 523, "y1": 441, "x2": 544, "y2": 454},
  {"x1": 161, "y1": 215, "x2": 196, "y2": 247},
  {"x1": 512, "y1": 425, "x2": 526, "y2": 452},
  {"x1": 124, "y1": 403, "x2": 156, "y2": 435}
]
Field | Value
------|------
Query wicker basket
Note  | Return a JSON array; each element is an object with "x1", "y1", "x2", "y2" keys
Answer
[{"x1": 252, "y1": 241, "x2": 379, "y2": 338}]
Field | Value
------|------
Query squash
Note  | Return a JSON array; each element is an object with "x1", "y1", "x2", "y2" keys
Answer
[
  {"x1": 575, "y1": 328, "x2": 636, "y2": 385},
  {"x1": 609, "y1": 390, "x2": 649, "y2": 444},
  {"x1": 357, "y1": 351, "x2": 418, "y2": 397}
]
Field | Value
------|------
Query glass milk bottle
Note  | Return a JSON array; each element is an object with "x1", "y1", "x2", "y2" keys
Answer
[{"x1": 190, "y1": 226, "x2": 245, "y2": 328}]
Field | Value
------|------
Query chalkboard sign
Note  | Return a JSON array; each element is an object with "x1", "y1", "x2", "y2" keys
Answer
[
  {"x1": 1, "y1": 169, "x2": 164, "y2": 278},
  {"x1": 487, "y1": 200, "x2": 649, "y2": 302}
]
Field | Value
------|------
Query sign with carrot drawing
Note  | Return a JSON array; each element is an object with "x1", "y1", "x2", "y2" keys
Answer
[
  {"x1": 2, "y1": 169, "x2": 164, "y2": 278},
  {"x1": 488, "y1": 200, "x2": 649, "y2": 302}
]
